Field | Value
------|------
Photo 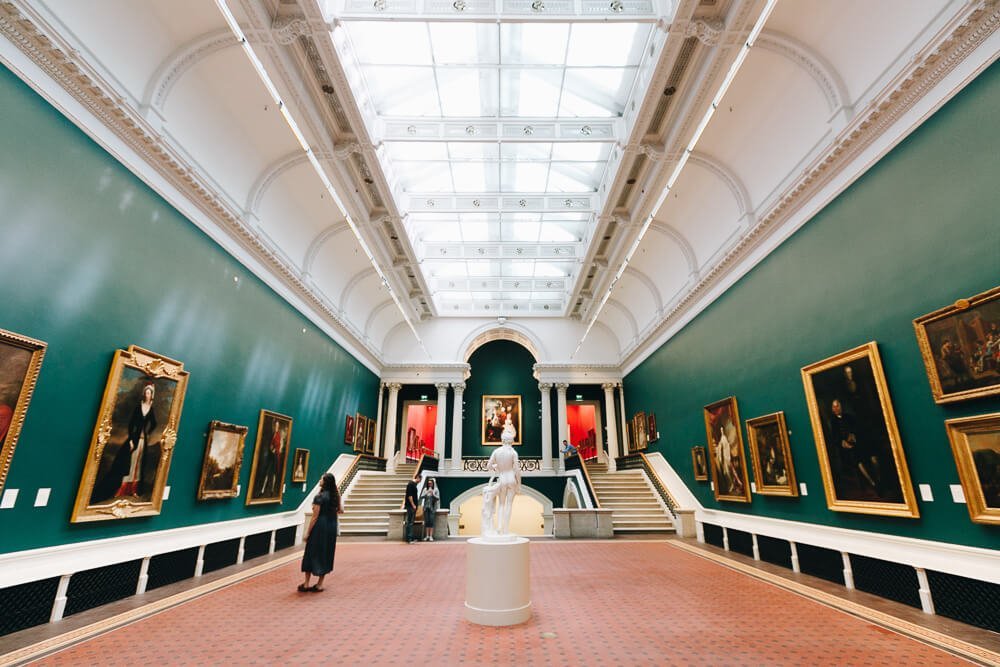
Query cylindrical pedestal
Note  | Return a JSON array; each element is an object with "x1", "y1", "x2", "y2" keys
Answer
[{"x1": 465, "y1": 537, "x2": 532, "y2": 626}]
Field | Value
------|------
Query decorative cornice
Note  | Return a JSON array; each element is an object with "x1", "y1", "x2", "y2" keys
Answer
[
  {"x1": 0, "y1": 1, "x2": 384, "y2": 369},
  {"x1": 621, "y1": 1, "x2": 1000, "y2": 367},
  {"x1": 683, "y1": 18, "x2": 725, "y2": 47}
]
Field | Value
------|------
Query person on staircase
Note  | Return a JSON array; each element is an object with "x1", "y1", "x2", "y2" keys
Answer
[{"x1": 420, "y1": 477, "x2": 440, "y2": 541}]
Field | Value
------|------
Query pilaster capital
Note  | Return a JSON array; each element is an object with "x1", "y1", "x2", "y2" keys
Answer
[
  {"x1": 386, "y1": 382, "x2": 403, "y2": 392},
  {"x1": 435, "y1": 382, "x2": 450, "y2": 391},
  {"x1": 555, "y1": 383, "x2": 569, "y2": 392},
  {"x1": 538, "y1": 382, "x2": 552, "y2": 392},
  {"x1": 451, "y1": 382, "x2": 466, "y2": 393},
  {"x1": 601, "y1": 382, "x2": 617, "y2": 391}
]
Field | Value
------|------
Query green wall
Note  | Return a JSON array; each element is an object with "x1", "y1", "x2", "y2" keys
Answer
[
  {"x1": 625, "y1": 62, "x2": 1000, "y2": 550},
  {"x1": 0, "y1": 64, "x2": 378, "y2": 553},
  {"x1": 464, "y1": 340, "x2": 542, "y2": 458}
]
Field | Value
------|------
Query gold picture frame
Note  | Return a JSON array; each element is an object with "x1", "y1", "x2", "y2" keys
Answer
[
  {"x1": 482, "y1": 395, "x2": 521, "y2": 445},
  {"x1": 746, "y1": 412, "x2": 798, "y2": 497},
  {"x1": 914, "y1": 285, "x2": 1000, "y2": 404},
  {"x1": 344, "y1": 413, "x2": 355, "y2": 446},
  {"x1": 71, "y1": 346, "x2": 189, "y2": 523},
  {"x1": 245, "y1": 410, "x2": 293, "y2": 505},
  {"x1": 291, "y1": 448, "x2": 310, "y2": 483},
  {"x1": 633, "y1": 411, "x2": 649, "y2": 451},
  {"x1": 353, "y1": 411, "x2": 365, "y2": 452},
  {"x1": 801, "y1": 342, "x2": 919, "y2": 518},
  {"x1": 197, "y1": 420, "x2": 247, "y2": 500},
  {"x1": 692, "y1": 446, "x2": 708, "y2": 481},
  {"x1": 0, "y1": 328, "x2": 46, "y2": 496},
  {"x1": 945, "y1": 412, "x2": 1000, "y2": 525},
  {"x1": 703, "y1": 397, "x2": 751, "y2": 503},
  {"x1": 366, "y1": 417, "x2": 376, "y2": 454}
]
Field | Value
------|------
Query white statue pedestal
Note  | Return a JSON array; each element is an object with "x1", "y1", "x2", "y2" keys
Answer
[{"x1": 464, "y1": 537, "x2": 532, "y2": 626}]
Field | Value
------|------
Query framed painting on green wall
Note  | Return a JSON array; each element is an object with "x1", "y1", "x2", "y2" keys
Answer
[
  {"x1": 703, "y1": 397, "x2": 751, "y2": 503},
  {"x1": 345, "y1": 413, "x2": 355, "y2": 446},
  {"x1": 71, "y1": 346, "x2": 189, "y2": 523},
  {"x1": 801, "y1": 342, "x2": 919, "y2": 518},
  {"x1": 197, "y1": 420, "x2": 247, "y2": 500},
  {"x1": 945, "y1": 412, "x2": 1000, "y2": 526},
  {"x1": 482, "y1": 395, "x2": 521, "y2": 445},
  {"x1": 291, "y1": 448, "x2": 309, "y2": 483},
  {"x1": 745, "y1": 412, "x2": 798, "y2": 497},
  {"x1": 691, "y1": 446, "x2": 708, "y2": 481},
  {"x1": 633, "y1": 412, "x2": 648, "y2": 450},
  {"x1": 353, "y1": 412, "x2": 366, "y2": 452},
  {"x1": 366, "y1": 417, "x2": 376, "y2": 454},
  {"x1": 246, "y1": 410, "x2": 293, "y2": 505},
  {"x1": 913, "y1": 285, "x2": 1000, "y2": 404},
  {"x1": 0, "y1": 328, "x2": 46, "y2": 497}
]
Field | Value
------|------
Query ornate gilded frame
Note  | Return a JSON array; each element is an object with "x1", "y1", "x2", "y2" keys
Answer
[
  {"x1": 691, "y1": 446, "x2": 708, "y2": 481},
  {"x1": 366, "y1": 417, "x2": 376, "y2": 454},
  {"x1": 344, "y1": 413, "x2": 355, "y2": 446},
  {"x1": 245, "y1": 409, "x2": 293, "y2": 506},
  {"x1": 801, "y1": 342, "x2": 919, "y2": 518},
  {"x1": 71, "y1": 346, "x2": 189, "y2": 522},
  {"x1": 913, "y1": 285, "x2": 1000, "y2": 404},
  {"x1": 0, "y1": 328, "x2": 46, "y2": 496},
  {"x1": 291, "y1": 448, "x2": 310, "y2": 483},
  {"x1": 703, "y1": 396, "x2": 752, "y2": 503},
  {"x1": 482, "y1": 395, "x2": 522, "y2": 445},
  {"x1": 353, "y1": 411, "x2": 365, "y2": 452},
  {"x1": 945, "y1": 412, "x2": 1000, "y2": 526},
  {"x1": 746, "y1": 412, "x2": 799, "y2": 497},
  {"x1": 196, "y1": 420, "x2": 247, "y2": 500},
  {"x1": 633, "y1": 411, "x2": 648, "y2": 450}
]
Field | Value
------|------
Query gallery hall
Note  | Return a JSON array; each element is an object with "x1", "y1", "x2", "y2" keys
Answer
[{"x1": 0, "y1": 0, "x2": 998, "y2": 664}]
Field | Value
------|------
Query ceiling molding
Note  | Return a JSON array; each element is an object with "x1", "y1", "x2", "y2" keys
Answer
[
  {"x1": 339, "y1": 266, "x2": 377, "y2": 310},
  {"x1": 302, "y1": 221, "x2": 351, "y2": 276},
  {"x1": 620, "y1": 0, "x2": 1000, "y2": 372},
  {"x1": 364, "y1": 298, "x2": 396, "y2": 337},
  {"x1": 649, "y1": 220, "x2": 699, "y2": 277},
  {"x1": 688, "y1": 151, "x2": 754, "y2": 225},
  {"x1": 142, "y1": 28, "x2": 238, "y2": 111},
  {"x1": 606, "y1": 298, "x2": 639, "y2": 343}
]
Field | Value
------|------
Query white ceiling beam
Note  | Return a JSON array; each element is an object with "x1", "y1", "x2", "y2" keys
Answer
[
  {"x1": 378, "y1": 117, "x2": 622, "y2": 143},
  {"x1": 420, "y1": 242, "x2": 581, "y2": 258},
  {"x1": 327, "y1": 0, "x2": 665, "y2": 23},
  {"x1": 430, "y1": 277, "x2": 569, "y2": 291},
  {"x1": 402, "y1": 192, "x2": 598, "y2": 212}
]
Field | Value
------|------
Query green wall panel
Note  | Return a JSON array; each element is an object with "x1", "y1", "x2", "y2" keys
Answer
[
  {"x1": 463, "y1": 340, "x2": 542, "y2": 458},
  {"x1": 625, "y1": 62, "x2": 1000, "y2": 550},
  {"x1": 0, "y1": 65, "x2": 378, "y2": 553}
]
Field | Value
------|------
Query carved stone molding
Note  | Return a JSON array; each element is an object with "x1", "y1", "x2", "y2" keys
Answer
[
  {"x1": 683, "y1": 19, "x2": 725, "y2": 47},
  {"x1": 272, "y1": 17, "x2": 311, "y2": 46}
]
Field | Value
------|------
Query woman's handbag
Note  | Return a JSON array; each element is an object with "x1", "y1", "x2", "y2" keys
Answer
[{"x1": 415, "y1": 505, "x2": 424, "y2": 522}]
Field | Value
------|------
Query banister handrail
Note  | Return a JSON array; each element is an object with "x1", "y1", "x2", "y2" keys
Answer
[
  {"x1": 337, "y1": 454, "x2": 364, "y2": 495},
  {"x1": 638, "y1": 452, "x2": 680, "y2": 516},
  {"x1": 571, "y1": 455, "x2": 601, "y2": 509}
]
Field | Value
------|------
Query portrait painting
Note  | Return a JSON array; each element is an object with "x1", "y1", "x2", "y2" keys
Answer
[
  {"x1": 914, "y1": 285, "x2": 1000, "y2": 403},
  {"x1": 197, "y1": 421, "x2": 247, "y2": 500},
  {"x1": 366, "y1": 417, "x2": 376, "y2": 454},
  {"x1": 703, "y1": 397, "x2": 751, "y2": 503},
  {"x1": 692, "y1": 446, "x2": 708, "y2": 481},
  {"x1": 72, "y1": 346, "x2": 189, "y2": 523},
  {"x1": 245, "y1": 410, "x2": 293, "y2": 505},
  {"x1": 353, "y1": 411, "x2": 365, "y2": 452},
  {"x1": 647, "y1": 413, "x2": 658, "y2": 443},
  {"x1": 746, "y1": 412, "x2": 798, "y2": 497},
  {"x1": 801, "y1": 342, "x2": 919, "y2": 518},
  {"x1": 945, "y1": 413, "x2": 1000, "y2": 525},
  {"x1": 0, "y1": 329, "x2": 46, "y2": 496},
  {"x1": 633, "y1": 412, "x2": 648, "y2": 451},
  {"x1": 482, "y1": 395, "x2": 521, "y2": 445},
  {"x1": 291, "y1": 448, "x2": 310, "y2": 483},
  {"x1": 345, "y1": 413, "x2": 355, "y2": 446}
]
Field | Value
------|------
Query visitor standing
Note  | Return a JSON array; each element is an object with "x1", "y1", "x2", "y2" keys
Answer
[
  {"x1": 403, "y1": 471, "x2": 420, "y2": 543},
  {"x1": 420, "y1": 477, "x2": 440, "y2": 541},
  {"x1": 299, "y1": 472, "x2": 343, "y2": 593}
]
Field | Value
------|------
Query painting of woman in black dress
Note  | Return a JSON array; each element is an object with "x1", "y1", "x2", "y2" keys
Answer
[
  {"x1": 299, "y1": 472, "x2": 343, "y2": 593},
  {"x1": 72, "y1": 346, "x2": 189, "y2": 523}
]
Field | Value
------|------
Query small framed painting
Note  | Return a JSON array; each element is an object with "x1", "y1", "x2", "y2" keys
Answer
[
  {"x1": 291, "y1": 448, "x2": 310, "y2": 483},
  {"x1": 692, "y1": 446, "x2": 708, "y2": 481},
  {"x1": 703, "y1": 397, "x2": 751, "y2": 503},
  {"x1": 746, "y1": 412, "x2": 798, "y2": 496},
  {"x1": 245, "y1": 410, "x2": 293, "y2": 506},
  {"x1": 945, "y1": 412, "x2": 1000, "y2": 525},
  {"x1": 197, "y1": 420, "x2": 247, "y2": 500},
  {"x1": 345, "y1": 413, "x2": 355, "y2": 446},
  {"x1": 0, "y1": 328, "x2": 46, "y2": 496}
]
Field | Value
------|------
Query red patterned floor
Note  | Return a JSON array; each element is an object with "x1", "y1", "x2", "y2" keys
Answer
[{"x1": 35, "y1": 541, "x2": 970, "y2": 666}]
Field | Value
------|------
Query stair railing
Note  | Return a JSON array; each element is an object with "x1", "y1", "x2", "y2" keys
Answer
[
  {"x1": 337, "y1": 454, "x2": 364, "y2": 495},
  {"x1": 565, "y1": 454, "x2": 601, "y2": 508},
  {"x1": 619, "y1": 453, "x2": 679, "y2": 517}
]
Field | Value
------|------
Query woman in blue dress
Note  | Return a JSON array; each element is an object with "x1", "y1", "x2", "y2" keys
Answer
[{"x1": 299, "y1": 472, "x2": 343, "y2": 592}]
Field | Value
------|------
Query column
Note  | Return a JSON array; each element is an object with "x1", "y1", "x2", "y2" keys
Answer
[
  {"x1": 555, "y1": 383, "x2": 569, "y2": 471},
  {"x1": 539, "y1": 383, "x2": 553, "y2": 471},
  {"x1": 373, "y1": 382, "x2": 385, "y2": 457},
  {"x1": 450, "y1": 382, "x2": 465, "y2": 471},
  {"x1": 434, "y1": 383, "x2": 449, "y2": 460},
  {"x1": 383, "y1": 382, "x2": 402, "y2": 472},
  {"x1": 602, "y1": 382, "x2": 619, "y2": 472},
  {"x1": 617, "y1": 382, "x2": 629, "y2": 456}
]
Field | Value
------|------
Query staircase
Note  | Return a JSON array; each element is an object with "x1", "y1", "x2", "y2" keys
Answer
[
  {"x1": 340, "y1": 463, "x2": 416, "y2": 535},
  {"x1": 587, "y1": 462, "x2": 674, "y2": 534}
]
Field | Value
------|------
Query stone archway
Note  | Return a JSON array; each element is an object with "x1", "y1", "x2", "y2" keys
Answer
[{"x1": 448, "y1": 483, "x2": 554, "y2": 536}]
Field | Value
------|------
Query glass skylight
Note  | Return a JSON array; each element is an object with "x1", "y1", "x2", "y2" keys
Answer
[{"x1": 339, "y1": 19, "x2": 654, "y2": 314}]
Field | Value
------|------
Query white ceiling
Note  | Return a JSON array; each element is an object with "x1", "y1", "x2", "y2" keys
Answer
[{"x1": 3, "y1": 0, "x2": 995, "y2": 369}]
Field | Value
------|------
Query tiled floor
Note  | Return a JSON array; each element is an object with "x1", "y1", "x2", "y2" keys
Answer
[{"x1": 16, "y1": 540, "x2": 992, "y2": 666}]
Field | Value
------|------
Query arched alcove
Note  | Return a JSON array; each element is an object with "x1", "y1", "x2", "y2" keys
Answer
[
  {"x1": 448, "y1": 483, "x2": 554, "y2": 536},
  {"x1": 463, "y1": 340, "x2": 540, "y2": 459}
]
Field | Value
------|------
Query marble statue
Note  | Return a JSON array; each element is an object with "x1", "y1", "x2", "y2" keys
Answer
[{"x1": 481, "y1": 416, "x2": 521, "y2": 537}]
